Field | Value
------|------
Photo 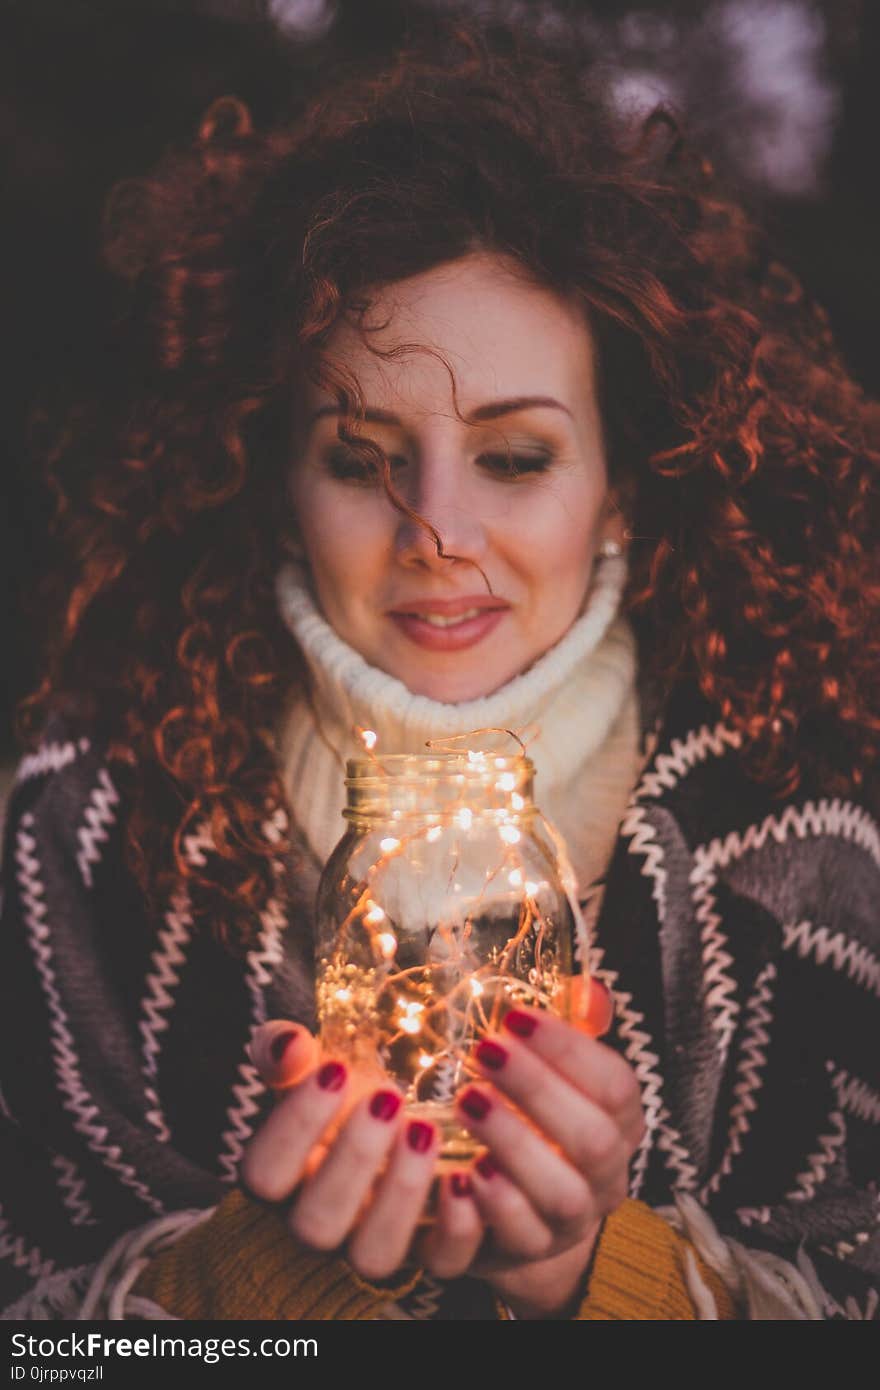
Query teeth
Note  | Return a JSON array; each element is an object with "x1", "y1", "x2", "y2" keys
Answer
[{"x1": 414, "y1": 609, "x2": 482, "y2": 627}]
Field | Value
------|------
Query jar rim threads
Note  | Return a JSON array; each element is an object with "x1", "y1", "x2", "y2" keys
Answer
[{"x1": 343, "y1": 751, "x2": 536, "y2": 823}]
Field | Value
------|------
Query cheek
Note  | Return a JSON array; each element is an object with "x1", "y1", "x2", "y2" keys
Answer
[
  {"x1": 293, "y1": 481, "x2": 390, "y2": 602},
  {"x1": 500, "y1": 475, "x2": 603, "y2": 574}
]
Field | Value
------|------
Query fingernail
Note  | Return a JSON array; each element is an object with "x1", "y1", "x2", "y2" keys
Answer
[
  {"x1": 407, "y1": 1120, "x2": 435, "y2": 1153},
  {"x1": 369, "y1": 1089, "x2": 402, "y2": 1122},
  {"x1": 317, "y1": 1060, "x2": 347, "y2": 1092},
  {"x1": 503, "y1": 1009, "x2": 537, "y2": 1038},
  {"x1": 451, "y1": 1172, "x2": 473, "y2": 1197},
  {"x1": 591, "y1": 978, "x2": 614, "y2": 1017},
  {"x1": 475, "y1": 1039, "x2": 508, "y2": 1071},
  {"x1": 576, "y1": 977, "x2": 615, "y2": 1036},
  {"x1": 458, "y1": 1088, "x2": 491, "y2": 1121},
  {"x1": 475, "y1": 1154, "x2": 499, "y2": 1180},
  {"x1": 270, "y1": 1029, "x2": 298, "y2": 1064}
]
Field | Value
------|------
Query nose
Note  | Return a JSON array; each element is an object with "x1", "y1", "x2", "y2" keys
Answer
[{"x1": 392, "y1": 453, "x2": 489, "y2": 575}]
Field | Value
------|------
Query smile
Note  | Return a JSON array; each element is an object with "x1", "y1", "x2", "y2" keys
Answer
[
  {"x1": 387, "y1": 607, "x2": 508, "y2": 651},
  {"x1": 402, "y1": 608, "x2": 483, "y2": 627}
]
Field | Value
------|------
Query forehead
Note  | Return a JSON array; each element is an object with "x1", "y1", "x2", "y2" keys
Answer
[{"x1": 306, "y1": 253, "x2": 596, "y2": 419}]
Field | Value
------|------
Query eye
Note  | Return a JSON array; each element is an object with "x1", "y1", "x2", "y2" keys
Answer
[
  {"x1": 478, "y1": 450, "x2": 555, "y2": 477},
  {"x1": 324, "y1": 447, "x2": 408, "y2": 484}
]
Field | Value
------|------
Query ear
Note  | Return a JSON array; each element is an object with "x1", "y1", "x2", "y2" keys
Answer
[
  {"x1": 281, "y1": 522, "x2": 307, "y2": 562},
  {"x1": 596, "y1": 486, "x2": 629, "y2": 551}
]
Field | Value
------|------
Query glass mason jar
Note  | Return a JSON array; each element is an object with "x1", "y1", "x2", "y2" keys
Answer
[{"x1": 314, "y1": 750, "x2": 582, "y2": 1169}]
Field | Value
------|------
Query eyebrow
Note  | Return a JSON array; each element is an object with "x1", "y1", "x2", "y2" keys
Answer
[{"x1": 306, "y1": 395, "x2": 573, "y2": 428}]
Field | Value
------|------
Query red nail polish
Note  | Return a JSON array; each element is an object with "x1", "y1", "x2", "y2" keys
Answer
[
  {"x1": 370, "y1": 1090, "x2": 402, "y2": 1122},
  {"x1": 475, "y1": 1039, "x2": 508, "y2": 1071},
  {"x1": 270, "y1": 1029, "x2": 298, "y2": 1064},
  {"x1": 407, "y1": 1120, "x2": 435, "y2": 1153},
  {"x1": 475, "y1": 1154, "x2": 499, "y2": 1180},
  {"x1": 451, "y1": 1172, "x2": 473, "y2": 1197},
  {"x1": 317, "y1": 1060, "x2": 346, "y2": 1092},
  {"x1": 503, "y1": 1009, "x2": 537, "y2": 1038},
  {"x1": 589, "y1": 978, "x2": 615, "y2": 1034},
  {"x1": 458, "y1": 1088, "x2": 491, "y2": 1121}
]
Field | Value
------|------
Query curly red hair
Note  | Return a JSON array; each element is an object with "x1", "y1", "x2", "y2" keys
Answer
[{"x1": 20, "y1": 13, "x2": 880, "y2": 953}]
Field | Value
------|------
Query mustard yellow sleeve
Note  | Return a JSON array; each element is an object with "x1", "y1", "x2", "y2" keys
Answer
[
  {"x1": 131, "y1": 1187, "x2": 423, "y2": 1320},
  {"x1": 494, "y1": 1199, "x2": 742, "y2": 1320}
]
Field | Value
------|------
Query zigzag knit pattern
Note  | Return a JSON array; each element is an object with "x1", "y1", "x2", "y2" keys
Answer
[{"x1": 0, "y1": 688, "x2": 878, "y2": 1318}]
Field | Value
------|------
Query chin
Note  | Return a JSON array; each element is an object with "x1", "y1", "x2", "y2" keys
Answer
[{"x1": 395, "y1": 662, "x2": 519, "y2": 703}]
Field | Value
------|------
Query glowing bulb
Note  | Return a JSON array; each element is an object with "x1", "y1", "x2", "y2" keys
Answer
[
  {"x1": 495, "y1": 772, "x2": 516, "y2": 791},
  {"x1": 467, "y1": 749, "x2": 486, "y2": 765},
  {"x1": 469, "y1": 978, "x2": 484, "y2": 997},
  {"x1": 377, "y1": 931, "x2": 397, "y2": 957},
  {"x1": 360, "y1": 729, "x2": 378, "y2": 750},
  {"x1": 508, "y1": 868, "x2": 523, "y2": 887},
  {"x1": 334, "y1": 987, "x2": 352, "y2": 1003},
  {"x1": 494, "y1": 757, "x2": 507, "y2": 768},
  {"x1": 364, "y1": 900, "x2": 386, "y2": 925},
  {"x1": 499, "y1": 824, "x2": 521, "y2": 844},
  {"x1": 419, "y1": 1052, "x2": 434, "y2": 1069},
  {"x1": 457, "y1": 808, "x2": 473, "y2": 830},
  {"x1": 525, "y1": 880, "x2": 540, "y2": 896},
  {"x1": 426, "y1": 825, "x2": 443, "y2": 843},
  {"x1": 380, "y1": 837, "x2": 401, "y2": 853},
  {"x1": 511, "y1": 792, "x2": 525, "y2": 811},
  {"x1": 397, "y1": 1000, "x2": 424, "y2": 1035}
]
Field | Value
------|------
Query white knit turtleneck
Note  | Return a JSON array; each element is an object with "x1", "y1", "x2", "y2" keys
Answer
[{"x1": 274, "y1": 554, "x2": 642, "y2": 896}]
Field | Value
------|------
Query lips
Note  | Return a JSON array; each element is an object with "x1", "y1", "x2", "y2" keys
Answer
[
  {"x1": 388, "y1": 595, "x2": 510, "y2": 618},
  {"x1": 403, "y1": 607, "x2": 484, "y2": 628},
  {"x1": 386, "y1": 599, "x2": 509, "y2": 652}
]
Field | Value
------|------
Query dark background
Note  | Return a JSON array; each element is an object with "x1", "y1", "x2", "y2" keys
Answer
[{"x1": 2, "y1": 0, "x2": 877, "y2": 768}]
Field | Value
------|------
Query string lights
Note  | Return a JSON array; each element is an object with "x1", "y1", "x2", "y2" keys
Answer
[{"x1": 315, "y1": 726, "x2": 588, "y2": 1164}]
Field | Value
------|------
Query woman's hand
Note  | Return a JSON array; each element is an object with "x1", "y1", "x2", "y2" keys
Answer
[
  {"x1": 240, "y1": 1022, "x2": 485, "y2": 1285},
  {"x1": 422, "y1": 984, "x2": 646, "y2": 1319},
  {"x1": 242, "y1": 978, "x2": 644, "y2": 1316}
]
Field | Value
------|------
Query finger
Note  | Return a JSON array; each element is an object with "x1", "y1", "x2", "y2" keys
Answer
[
  {"x1": 239, "y1": 1058, "x2": 350, "y2": 1203},
  {"x1": 470, "y1": 1031, "x2": 640, "y2": 1181},
  {"x1": 467, "y1": 1153, "x2": 553, "y2": 1265},
  {"x1": 287, "y1": 1086, "x2": 407, "y2": 1255},
  {"x1": 414, "y1": 1172, "x2": 484, "y2": 1280},
  {"x1": 501, "y1": 1006, "x2": 643, "y2": 1135},
  {"x1": 248, "y1": 1020, "x2": 321, "y2": 1090},
  {"x1": 344, "y1": 1118, "x2": 440, "y2": 1282},
  {"x1": 456, "y1": 1084, "x2": 601, "y2": 1236}
]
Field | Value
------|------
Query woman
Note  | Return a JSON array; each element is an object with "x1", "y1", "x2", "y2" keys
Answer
[{"x1": 1, "y1": 12, "x2": 877, "y2": 1320}]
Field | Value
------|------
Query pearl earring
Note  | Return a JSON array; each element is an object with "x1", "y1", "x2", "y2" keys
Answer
[{"x1": 598, "y1": 538, "x2": 623, "y2": 559}]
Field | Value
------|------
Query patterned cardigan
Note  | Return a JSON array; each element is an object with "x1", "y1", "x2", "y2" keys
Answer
[{"x1": 0, "y1": 677, "x2": 878, "y2": 1318}]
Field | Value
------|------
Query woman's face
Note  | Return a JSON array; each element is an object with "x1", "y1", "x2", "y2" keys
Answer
[{"x1": 289, "y1": 251, "x2": 625, "y2": 702}]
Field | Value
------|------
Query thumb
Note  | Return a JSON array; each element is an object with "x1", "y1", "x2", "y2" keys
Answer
[{"x1": 248, "y1": 1019, "x2": 320, "y2": 1090}]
